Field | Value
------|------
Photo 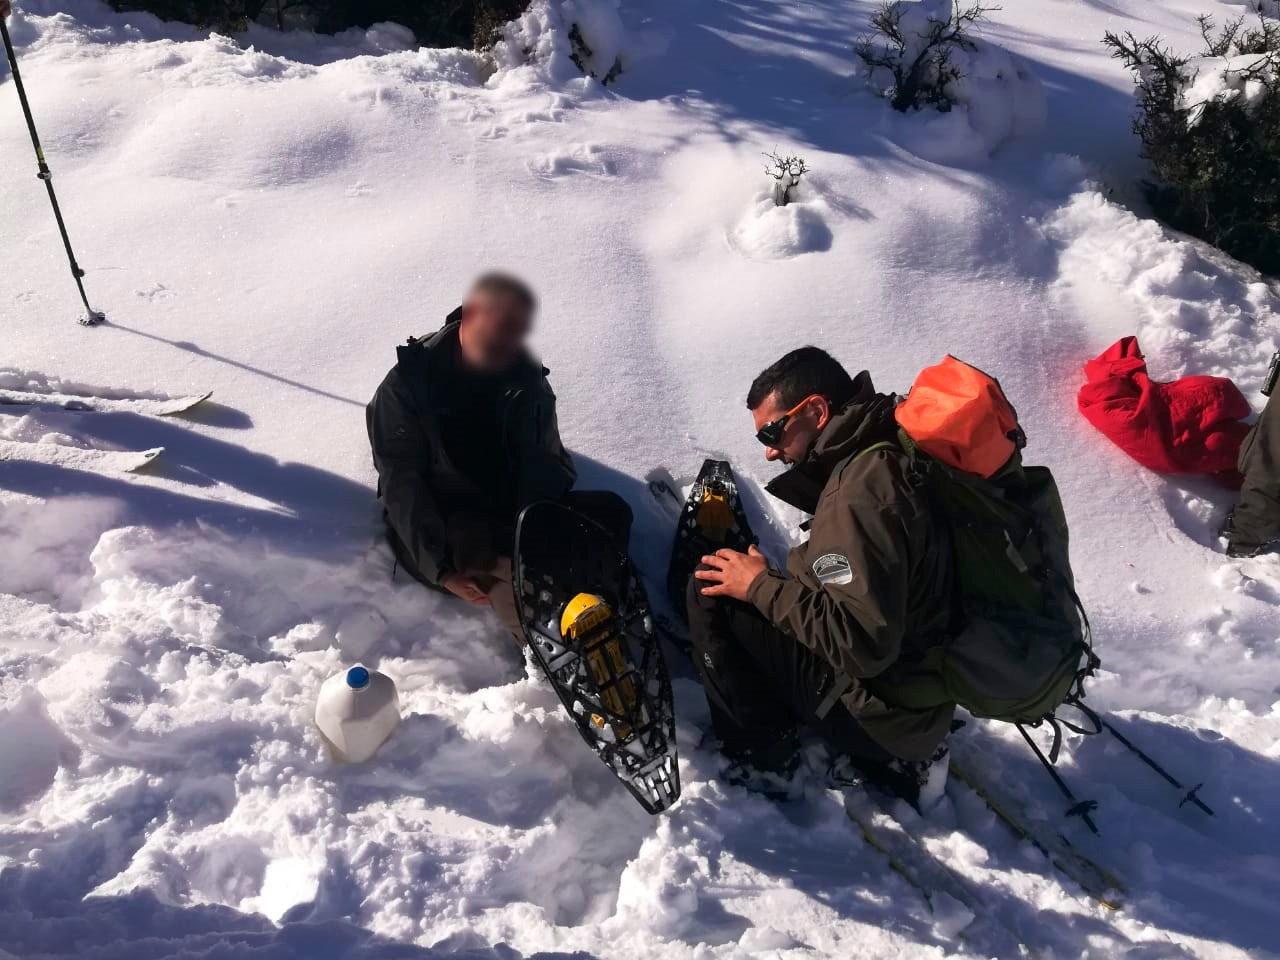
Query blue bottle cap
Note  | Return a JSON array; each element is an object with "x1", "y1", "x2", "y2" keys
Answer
[{"x1": 346, "y1": 666, "x2": 371, "y2": 690}]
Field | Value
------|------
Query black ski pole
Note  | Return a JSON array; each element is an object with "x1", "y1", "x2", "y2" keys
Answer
[
  {"x1": 1101, "y1": 719, "x2": 1215, "y2": 817},
  {"x1": 1018, "y1": 723, "x2": 1101, "y2": 834},
  {"x1": 1, "y1": 19, "x2": 104, "y2": 326}
]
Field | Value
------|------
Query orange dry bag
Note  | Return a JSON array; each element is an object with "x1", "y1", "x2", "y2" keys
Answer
[{"x1": 894, "y1": 356, "x2": 1020, "y2": 479}]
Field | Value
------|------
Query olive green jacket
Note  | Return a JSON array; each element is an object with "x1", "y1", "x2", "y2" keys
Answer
[{"x1": 747, "y1": 373, "x2": 956, "y2": 761}]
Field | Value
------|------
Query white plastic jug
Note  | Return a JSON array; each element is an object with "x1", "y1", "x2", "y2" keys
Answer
[{"x1": 314, "y1": 665, "x2": 401, "y2": 763}]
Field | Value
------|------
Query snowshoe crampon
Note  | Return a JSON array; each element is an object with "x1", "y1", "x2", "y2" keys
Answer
[
  {"x1": 514, "y1": 501, "x2": 680, "y2": 814},
  {"x1": 666, "y1": 459, "x2": 756, "y2": 619}
]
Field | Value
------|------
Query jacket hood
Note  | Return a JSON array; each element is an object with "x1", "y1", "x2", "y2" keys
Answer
[{"x1": 765, "y1": 371, "x2": 899, "y2": 514}]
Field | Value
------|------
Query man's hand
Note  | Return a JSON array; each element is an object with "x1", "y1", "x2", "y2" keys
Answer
[
  {"x1": 0, "y1": 2, "x2": 12, "y2": 20},
  {"x1": 443, "y1": 572, "x2": 491, "y2": 606},
  {"x1": 695, "y1": 545, "x2": 768, "y2": 602}
]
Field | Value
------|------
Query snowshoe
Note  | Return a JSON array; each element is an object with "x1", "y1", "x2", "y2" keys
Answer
[
  {"x1": 665, "y1": 459, "x2": 757, "y2": 621},
  {"x1": 514, "y1": 500, "x2": 680, "y2": 814}
]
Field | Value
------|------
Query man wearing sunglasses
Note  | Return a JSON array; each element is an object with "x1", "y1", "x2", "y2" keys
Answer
[{"x1": 689, "y1": 347, "x2": 954, "y2": 801}]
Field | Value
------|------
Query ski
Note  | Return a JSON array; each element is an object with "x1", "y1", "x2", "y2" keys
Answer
[
  {"x1": 844, "y1": 786, "x2": 984, "y2": 913},
  {"x1": 0, "y1": 439, "x2": 163, "y2": 473},
  {"x1": 948, "y1": 758, "x2": 1125, "y2": 910},
  {"x1": 0, "y1": 388, "x2": 212, "y2": 417},
  {"x1": 842, "y1": 787, "x2": 1026, "y2": 953}
]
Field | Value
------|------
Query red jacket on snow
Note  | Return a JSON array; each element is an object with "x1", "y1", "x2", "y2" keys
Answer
[{"x1": 1077, "y1": 337, "x2": 1251, "y2": 487}]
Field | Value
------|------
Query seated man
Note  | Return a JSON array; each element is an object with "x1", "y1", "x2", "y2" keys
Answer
[
  {"x1": 366, "y1": 272, "x2": 631, "y2": 640},
  {"x1": 690, "y1": 347, "x2": 953, "y2": 801}
]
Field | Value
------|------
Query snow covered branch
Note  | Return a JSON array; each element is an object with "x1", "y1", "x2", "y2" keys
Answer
[{"x1": 855, "y1": 0, "x2": 997, "y2": 112}]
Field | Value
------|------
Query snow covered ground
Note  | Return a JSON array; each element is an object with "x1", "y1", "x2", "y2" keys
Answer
[{"x1": 2, "y1": 0, "x2": 1278, "y2": 957}]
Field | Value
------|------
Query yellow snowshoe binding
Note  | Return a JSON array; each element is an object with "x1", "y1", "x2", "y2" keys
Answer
[{"x1": 561, "y1": 593, "x2": 640, "y2": 739}]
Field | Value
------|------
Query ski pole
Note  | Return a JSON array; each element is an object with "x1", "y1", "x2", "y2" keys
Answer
[
  {"x1": 1, "y1": 18, "x2": 104, "y2": 326},
  {"x1": 1101, "y1": 719, "x2": 1215, "y2": 817},
  {"x1": 1018, "y1": 723, "x2": 1101, "y2": 834}
]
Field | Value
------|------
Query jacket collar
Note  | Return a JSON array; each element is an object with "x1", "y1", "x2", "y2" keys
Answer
[
  {"x1": 764, "y1": 371, "x2": 898, "y2": 514},
  {"x1": 401, "y1": 307, "x2": 547, "y2": 385}
]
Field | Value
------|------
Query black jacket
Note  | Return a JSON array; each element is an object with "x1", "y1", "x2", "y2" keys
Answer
[{"x1": 366, "y1": 311, "x2": 576, "y2": 585}]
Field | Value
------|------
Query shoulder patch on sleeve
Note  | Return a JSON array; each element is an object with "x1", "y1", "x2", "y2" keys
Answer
[{"x1": 813, "y1": 553, "x2": 854, "y2": 586}]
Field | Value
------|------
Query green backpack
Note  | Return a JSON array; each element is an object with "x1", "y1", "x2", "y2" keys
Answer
[{"x1": 867, "y1": 359, "x2": 1099, "y2": 727}]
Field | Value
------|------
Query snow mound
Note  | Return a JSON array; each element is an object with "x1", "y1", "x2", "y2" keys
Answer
[
  {"x1": 1222, "y1": 0, "x2": 1280, "y2": 18},
  {"x1": 495, "y1": 0, "x2": 629, "y2": 85},
  {"x1": 361, "y1": 22, "x2": 418, "y2": 54},
  {"x1": 1040, "y1": 188, "x2": 1280, "y2": 391},
  {"x1": 0, "y1": 690, "x2": 77, "y2": 812},
  {"x1": 728, "y1": 193, "x2": 833, "y2": 261},
  {"x1": 863, "y1": 0, "x2": 1046, "y2": 163}
]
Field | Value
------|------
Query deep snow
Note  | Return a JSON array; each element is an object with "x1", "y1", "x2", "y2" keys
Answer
[{"x1": 1, "y1": 1, "x2": 1278, "y2": 958}]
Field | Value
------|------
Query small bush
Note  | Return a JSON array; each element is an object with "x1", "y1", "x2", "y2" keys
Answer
[
  {"x1": 855, "y1": 0, "x2": 995, "y2": 112},
  {"x1": 1104, "y1": 15, "x2": 1280, "y2": 275},
  {"x1": 762, "y1": 151, "x2": 808, "y2": 207},
  {"x1": 107, "y1": 0, "x2": 531, "y2": 49},
  {"x1": 568, "y1": 22, "x2": 622, "y2": 84}
]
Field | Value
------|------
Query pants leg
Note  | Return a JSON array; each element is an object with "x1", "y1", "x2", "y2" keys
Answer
[
  {"x1": 470, "y1": 557, "x2": 525, "y2": 647},
  {"x1": 1232, "y1": 391, "x2": 1280, "y2": 548},
  {"x1": 686, "y1": 572, "x2": 895, "y2": 773},
  {"x1": 561, "y1": 489, "x2": 634, "y2": 551},
  {"x1": 440, "y1": 513, "x2": 525, "y2": 646},
  {"x1": 441, "y1": 496, "x2": 631, "y2": 646}
]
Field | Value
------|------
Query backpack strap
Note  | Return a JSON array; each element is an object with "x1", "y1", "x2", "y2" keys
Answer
[{"x1": 832, "y1": 438, "x2": 903, "y2": 479}]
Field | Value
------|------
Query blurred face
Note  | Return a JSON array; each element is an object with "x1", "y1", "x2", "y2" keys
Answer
[
  {"x1": 751, "y1": 391, "x2": 830, "y2": 465},
  {"x1": 457, "y1": 287, "x2": 534, "y2": 373}
]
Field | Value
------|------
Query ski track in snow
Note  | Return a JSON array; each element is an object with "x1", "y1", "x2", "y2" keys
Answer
[{"x1": 2, "y1": 0, "x2": 1279, "y2": 958}]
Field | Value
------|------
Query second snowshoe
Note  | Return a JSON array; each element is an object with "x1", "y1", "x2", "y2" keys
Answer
[{"x1": 665, "y1": 459, "x2": 757, "y2": 621}]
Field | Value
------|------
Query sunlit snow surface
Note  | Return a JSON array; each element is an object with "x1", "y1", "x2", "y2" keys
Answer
[{"x1": 1, "y1": 1, "x2": 1279, "y2": 958}]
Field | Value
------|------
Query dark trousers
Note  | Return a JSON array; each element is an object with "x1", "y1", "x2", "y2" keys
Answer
[
  {"x1": 391, "y1": 489, "x2": 633, "y2": 642},
  {"x1": 686, "y1": 574, "x2": 895, "y2": 777},
  {"x1": 391, "y1": 489, "x2": 634, "y2": 588}
]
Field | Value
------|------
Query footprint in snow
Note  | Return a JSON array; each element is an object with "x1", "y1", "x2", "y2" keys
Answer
[
  {"x1": 135, "y1": 283, "x2": 175, "y2": 303},
  {"x1": 346, "y1": 181, "x2": 374, "y2": 198},
  {"x1": 527, "y1": 144, "x2": 617, "y2": 180},
  {"x1": 509, "y1": 95, "x2": 570, "y2": 127}
]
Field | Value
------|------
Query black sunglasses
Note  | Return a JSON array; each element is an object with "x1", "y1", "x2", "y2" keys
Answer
[{"x1": 755, "y1": 395, "x2": 820, "y2": 447}]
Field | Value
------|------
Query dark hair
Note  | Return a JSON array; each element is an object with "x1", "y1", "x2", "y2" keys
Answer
[
  {"x1": 469, "y1": 271, "x2": 537, "y2": 311},
  {"x1": 746, "y1": 346, "x2": 856, "y2": 410}
]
